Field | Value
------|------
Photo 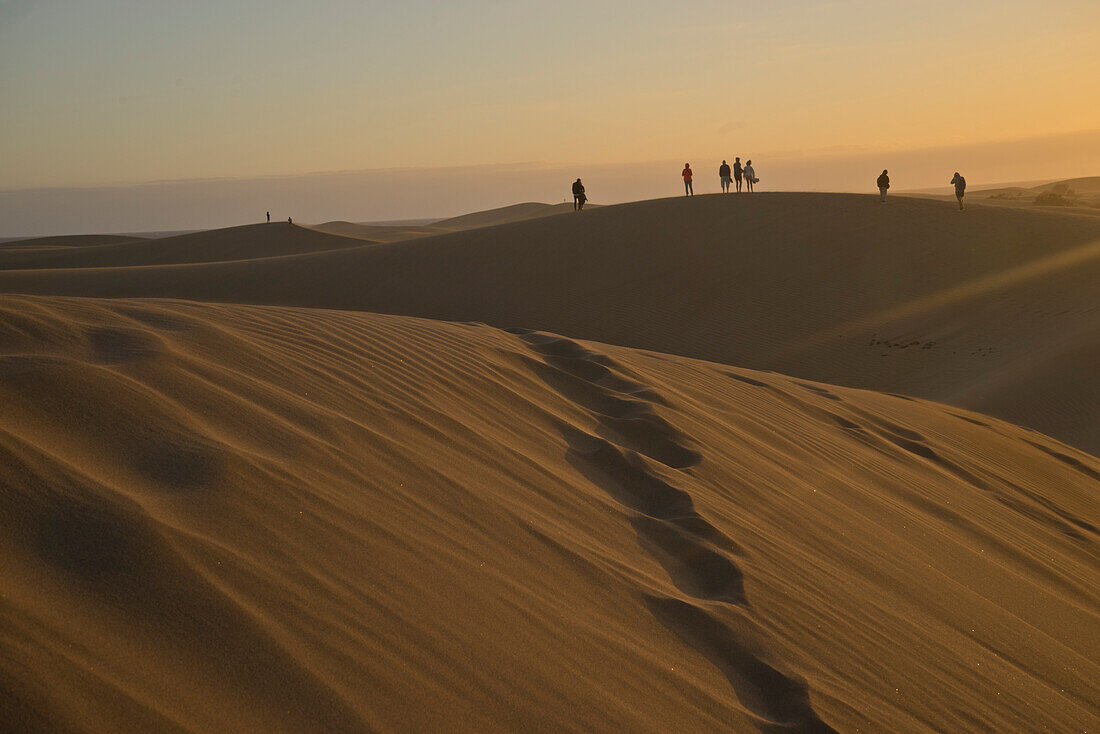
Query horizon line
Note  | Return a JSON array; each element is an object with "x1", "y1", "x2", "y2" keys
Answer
[{"x1": 4, "y1": 128, "x2": 1097, "y2": 194}]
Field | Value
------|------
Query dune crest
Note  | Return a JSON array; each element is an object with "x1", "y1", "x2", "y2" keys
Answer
[{"x1": 1, "y1": 295, "x2": 1096, "y2": 733}]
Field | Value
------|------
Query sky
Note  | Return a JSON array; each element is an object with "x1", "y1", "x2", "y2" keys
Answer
[{"x1": 1, "y1": 0, "x2": 1098, "y2": 233}]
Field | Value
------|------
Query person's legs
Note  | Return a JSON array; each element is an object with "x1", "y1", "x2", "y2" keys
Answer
[
  {"x1": 957, "y1": 194, "x2": 964, "y2": 211},
  {"x1": 879, "y1": 187, "x2": 887, "y2": 203},
  {"x1": 735, "y1": 177, "x2": 741, "y2": 192}
]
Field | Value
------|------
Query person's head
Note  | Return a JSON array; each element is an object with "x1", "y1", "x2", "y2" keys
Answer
[
  {"x1": 685, "y1": 163, "x2": 690, "y2": 168},
  {"x1": 747, "y1": 160, "x2": 752, "y2": 165},
  {"x1": 576, "y1": 178, "x2": 581, "y2": 182},
  {"x1": 954, "y1": 171, "x2": 960, "y2": 177},
  {"x1": 735, "y1": 157, "x2": 740, "y2": 162},
  {"x1": 722, "y1": 160, "x2": 727, "y2": 164},
  {"x1": 882, "y1": 169, "x2": 888, "y2": 174}
]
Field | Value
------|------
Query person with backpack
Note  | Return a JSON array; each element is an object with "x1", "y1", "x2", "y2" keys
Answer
[
  {"x1": 682, "y1": 164, "x2": 694, "y2": 196},
  {"x1": 719, "y1": 160, "x2": 732, "y2": 193},
  {"x1": 744, "y1": 160, "x2": 756, "y2": 192},
  {"x1": 950, "y1": 172, "x2": 966, "y2": 211},
  {"x1": 877, "y1": 170, "x2": 890, "y2": 203},
  {"x1": 733, "y1": 157, "x2": 744, "y2": 192},
  {"x1": 572, "y1": 178, "x2": 587, "y2": 211}
]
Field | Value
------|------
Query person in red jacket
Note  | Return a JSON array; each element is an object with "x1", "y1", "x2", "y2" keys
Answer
[{"x1": 682, "y1": 164, "x2": 693, "y2": 196}]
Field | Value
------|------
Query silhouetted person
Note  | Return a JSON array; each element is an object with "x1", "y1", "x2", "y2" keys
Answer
[
  {"x1": 682, "y1": 163, "x2": 693, "y2": 196},
  {"x1": 877, "y1": 170, "x2": 890, "y2": 203},
  {"x1": 266, "y1": 211, "x2": 271, "y2": 222},
  {"x1": 951, "y1": 172, "x2": 966, "y2": 211},
  {"x1": 288, "y1": 216, "x2": 293, "y2": 224},
  {"x1": 572, "y1": 178, "x2": 587, "y2": 211},
  {"x1": 719, "y1": 160, "x2": 732, "y2": 193},
  {"x1": 733, "y1": 157, "x2": 743, "y2": 192},
  {"x1": 744, "y1": 160, "x2": 756, "y2": 192}
]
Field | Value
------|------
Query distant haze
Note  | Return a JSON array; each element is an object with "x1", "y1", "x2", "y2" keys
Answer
[{"x1": 1, "y1": 130, "x2": 1098, "y2": 237}]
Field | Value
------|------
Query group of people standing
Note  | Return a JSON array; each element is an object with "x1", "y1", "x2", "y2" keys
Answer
[
  {"x1": 572, "y1": 166, "x2": 969, "y2": 211},
  {"x1": 708, "y1": 158, "x2": 756, "y2": 195}
]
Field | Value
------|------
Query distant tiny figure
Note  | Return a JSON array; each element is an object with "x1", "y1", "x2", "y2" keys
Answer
[
  {"x1": 951, "y1": 172, "x2": 966, "y2": 211},
  {"x1": 877, "y1": 170, "x2": 890, "y2": 203},
  {"x1": 572, "y1": 178, "x2": 587, "y2": 211},
  {"x1": 733, "y1": 157, "x2": 744, "y2": 192},
  {"x1": 288, "y1": 216, "x2": 293, "y2": 224},
  {"x1": 682, "y1": 164, "x2": 694, "y2": 196},
  {"x1": 266, "y1": 211, "x2": 271, "y2": 222},
  {"x1": 744, "y1": 160, "x2": 756, "y2": 192},
  {"x1": 719, "y1": 160, "x2": 732, "y2": 193}
]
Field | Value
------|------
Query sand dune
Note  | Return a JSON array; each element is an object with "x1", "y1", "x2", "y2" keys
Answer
[
  {"x1": 311, "y1": 202, "x2": 588, "y2": 243},
  {"x1": 432, "y1": 201, "x2": 585, "y2": 229},
  {"x1": 906, "y1": 176, "x2": 1100, "y2": 214},
  {"x1": 1, "y1": 294, "x2": 1096, "y2": 733},
  {"x1": 2, "y1": 193, "x2": 1098, "y2": 454},
  {"x1": 309, "y1": 220, "x2": 447, "y2": 242},
  {"x1": 0, "y1": 222, "x2": 369, "y2": 270},
  {"x1": 0, "y1": 234, "x2": 148, "y2": 252},
  {"x1": 1034, "y1": 176, "x2": 1100, "y2": 193}
]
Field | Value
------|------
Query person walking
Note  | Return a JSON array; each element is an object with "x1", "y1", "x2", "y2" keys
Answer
[
  {"x1": 744, "y1": 160, "x2": 756, "y2": 192},
  {"x1": 877, "y1": 170, "x2": 890, "y2": 203},
  {"x1": 572, "y1": 178, "x2": 587, "y2": 211},
  {"x1": 733, "y1": 157, "x2": 744, "y2": 192},
  {"x1": 950, "y1": 172, "x2": 966, "y2": 211},
  {"x1": 682, "y1": 163, "x2": 694, "y2": 196},
  {"x1": 719, "y1": 160, "x2": 732, "y2": 193},
  {"x1": 266, "y1": 211, "x2": 271, "y2": 222}
]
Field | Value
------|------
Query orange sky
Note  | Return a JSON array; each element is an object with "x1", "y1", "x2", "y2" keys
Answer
[{"x1": 1, "y1": 0, "x2": 1097, "y2": 192}]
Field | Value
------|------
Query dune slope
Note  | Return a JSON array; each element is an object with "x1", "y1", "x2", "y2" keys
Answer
[
  {"x1": 0, "y1": 234, "x2": 148, "y2": 252},
  {"x1": 1, "y1": 295, "x2": 1097, "y2": 733},
  {"x1": 309, "y1": 220, "x2": 446, "y2": 242},
  {"x1": 431, "y1": 201, "x2": 583, "y2": 230},
  {"x1": 0, "y1": 222, "x2": 370, "y2": 270},
  {"x1": 1, "y1": 193, "x2": 1098, "y2": 453},
  {"x1": 311, "y1": 202, "x2": 589, "y2": 243}
]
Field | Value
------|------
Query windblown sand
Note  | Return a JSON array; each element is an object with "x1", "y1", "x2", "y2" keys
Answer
[{"x1": 1, "y1": 193, "x2": 1097, "y2": 732}]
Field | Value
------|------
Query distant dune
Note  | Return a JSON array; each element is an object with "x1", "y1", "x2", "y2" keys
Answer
[
  {"x1": 0, "y1": 234, "x2": 149, "y2": 252},
  {"x1": 0, "y1": 222, "x2": 371, "y2": 270},
  {"x1": 309, "y1": 220, "x2": 446, "y2": 242},
  {"x1": 1034, "y1": 176, "x2": 1100, "y2": 193},
  {"x1": 1, "y1": 295, "x2": 1096, "y2": 733},
  {"x1": 312, "y1": 201, "x2": 588, "y2": 243},
  {"x1": 904, "y1": 176, "x2": 1100, "y2": 214},
  {"x1": 431, "y1": 201, "x2": 586, "y2": 229},
  {"x1": 3, "y1": 192, "x2": 1098, "y2": 454}
]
